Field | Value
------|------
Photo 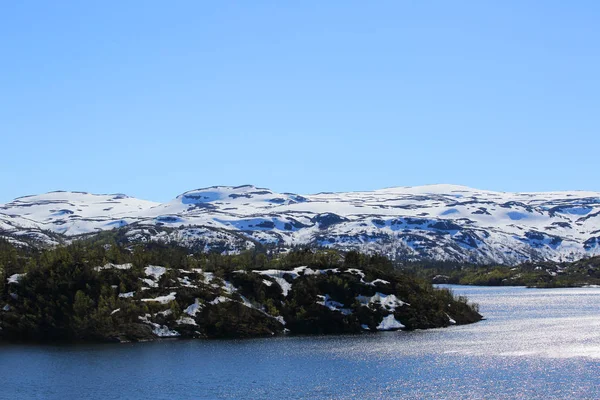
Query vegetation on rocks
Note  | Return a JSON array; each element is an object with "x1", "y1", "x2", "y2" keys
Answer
[
  {"x1": 0, "y1": 239, "x2": 481, "y2": 342},
  {"x1": 409, "y1": 257, "x2": 600, "y2": 288}
]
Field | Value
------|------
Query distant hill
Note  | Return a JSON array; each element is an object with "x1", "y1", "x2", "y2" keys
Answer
[
  {"x1": 2, "y1": 184, "x2": 600, "y2": 265},
  {"x1": 421, "y1": 256, "x2": 600, "y2": 288}
]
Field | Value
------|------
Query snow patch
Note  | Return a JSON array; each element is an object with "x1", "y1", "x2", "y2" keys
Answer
[
  {"x1": 377, "y1": 314, "x2": 405, "y2": 331},
  {"x1": 176, "y1": 316, "x2": 197, "y2": 326},
  {"x1": 141, "y1": 278, "x2": 158, "y2": 288},
  {"x1": 95, "y1": 263, "x2": 132, "y2": 272},
  {"x1": 447, "y1": 314, "x2": 456, "y2": 324},
  {"x1": 254, "y1": 270, "x2": 294, "y2": 296},
  {"x1": 7, "y1": 273, "x2": 26, "y2": 284},
  {"x1": 210, "y1": 296, "x2": 230, "y2": 305},
  {"x1": 370, "y1": 279, "x2": 390, "y2": 285},
  {"x1": 316, "y1": 294, "x2": 353, "y2": 315},
  {"x1": 185, "y1": 298, "x2": 202, "y2": 316},
  {"x1": 151, "y1": 324, "x2": 180, "y2": 337},
  {"x1": 145, "y1": 265, "x2": 167, "y2": 280},
  {"x1": 142, "y1": 292, "x2": 176, "y2": 304},
  {"x1": 178, "y1": 276, "x2": 197, "y2": 288},
  {"x1": 357, "y1": 292, "x2": 408, "y2": 311}
]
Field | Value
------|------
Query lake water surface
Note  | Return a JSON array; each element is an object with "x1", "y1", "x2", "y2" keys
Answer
[{"x1": 2, "y1": 285, "x2": 599, "y2": 399}]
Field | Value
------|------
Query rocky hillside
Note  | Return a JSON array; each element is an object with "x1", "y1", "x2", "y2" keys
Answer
[{"x1": 2, "y1": 184, "x2": 600, "y2": 265}]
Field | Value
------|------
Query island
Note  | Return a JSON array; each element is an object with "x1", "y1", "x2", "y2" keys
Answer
[{"x1": 0, "y1": 240, "x2": 482, "y2": 342}]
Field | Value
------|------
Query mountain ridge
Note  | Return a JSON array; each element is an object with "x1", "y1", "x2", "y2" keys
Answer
[{"x1": 2, "y1": 184, "x2": 600, "y2": 265}]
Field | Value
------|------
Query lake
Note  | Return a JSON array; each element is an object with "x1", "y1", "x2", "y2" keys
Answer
[{"x1": 1, "y1": 285, "x2": 599, "y2": 399}]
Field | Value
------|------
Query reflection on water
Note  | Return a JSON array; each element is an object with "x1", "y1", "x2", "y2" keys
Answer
[
  {"x1": 1, "y1": 285, "x2": 599, "y2": 399},
  {"x1": 436, "y1": 285, "x2": 600, "y2": 359}
]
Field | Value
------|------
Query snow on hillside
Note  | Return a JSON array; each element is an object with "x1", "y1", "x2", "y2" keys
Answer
[
  {"x1": 2, "y1": 184, "x2": 600, "y2": 264},
  {"x1": 0, "y1": 191, "x2": 159, "y2": 236}
]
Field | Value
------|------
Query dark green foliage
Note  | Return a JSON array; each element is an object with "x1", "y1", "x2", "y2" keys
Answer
[
  {"x1": 408, "y1": 256, "x2": 600, "y2": 288},
  {"x1": 1, "y1": 247, "x2": 114, "y2": 340},
  {"x1": 200, "y1": 302, "x2": 282, "y2": 338},
  {"x1": 0, "y1": 239, "x2": 482, "y2": 342},
  {"x1": 226, "y1": 271, "x2": 284, "y2": 304}
]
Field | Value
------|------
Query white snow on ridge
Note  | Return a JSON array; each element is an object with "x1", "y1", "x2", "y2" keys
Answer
[
  {"x1": 0, "y1": 191, "x2": 158, "y2": 236},
  {"x1": 3, "y1": 184, "x2": 600, "y2": 264}
]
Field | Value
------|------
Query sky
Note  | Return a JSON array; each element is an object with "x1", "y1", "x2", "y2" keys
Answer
[{"x1": 1, "y1": 1, "x2": 599, "y2": 203}]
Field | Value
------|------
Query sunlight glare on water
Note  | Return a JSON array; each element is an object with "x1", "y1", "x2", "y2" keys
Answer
[{"x1": 1, "y1": 285, "x2": 599, "y2": 399}]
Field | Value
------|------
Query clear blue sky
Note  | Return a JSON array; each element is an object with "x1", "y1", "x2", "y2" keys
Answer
[{"x1": 2, "y1": 1, "x2": 599, "y2": 203}]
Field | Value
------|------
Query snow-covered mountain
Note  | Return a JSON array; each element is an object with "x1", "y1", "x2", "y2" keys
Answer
[{"x1": 2, "y1": 184, "x2": 600, "y2": 265}]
